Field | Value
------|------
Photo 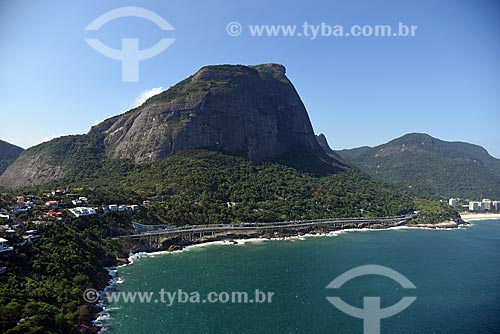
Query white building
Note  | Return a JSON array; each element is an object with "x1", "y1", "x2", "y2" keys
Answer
[
  {"x1": 72, "y1": 197, "x2": 88, "y2": 206},
  {"x1": 69, "y1": 207, "x2": 97, "y2": 217},
  {"x1": 0, "y1": 237, "x2": 7, "y2": 249},
  {"x1": 469, "y1": 201, "x2": 481, "y2": 211},
  {"x1": 0, "y1": 238, "x2": 13, "y2": 253},
  {"x1": 448, "y1": 198, "x2": 457, "y2": 208},
  {"x1": 482, "y1": 199, "x2": 493, "y2": 211}
]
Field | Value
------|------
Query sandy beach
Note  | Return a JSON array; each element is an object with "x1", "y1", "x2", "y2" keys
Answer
[{"x1": 460, "y1": 213, "x2": 500, "y2": 221}]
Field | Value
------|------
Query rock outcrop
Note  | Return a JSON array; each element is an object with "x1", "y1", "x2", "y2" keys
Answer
[{"x1": 96, "y1": 64, "x2": 324, "y2": 163}]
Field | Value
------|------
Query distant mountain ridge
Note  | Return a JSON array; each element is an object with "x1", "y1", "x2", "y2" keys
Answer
[
  {"x1": 335, "y1": 133, "x2": 500, "y2": 199},
  {"x1": 335, "y1": 146, "x2": 372, "y2": 160},
  {"x1": 0, "y1": 139, "x2": 23, "y2": 175}
]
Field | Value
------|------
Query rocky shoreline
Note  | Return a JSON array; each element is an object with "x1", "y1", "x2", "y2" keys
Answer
[
  {"x1": 406, "y1": 220, "x2": 466, "y2": 229},
  {"x1": 125, "y1": 218, "x2": 469, "y2": 255}
]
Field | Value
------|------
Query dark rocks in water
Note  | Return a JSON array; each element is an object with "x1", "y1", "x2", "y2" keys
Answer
[{"x1": 166, "y1": 245, "x2": 184, "y2": 252}]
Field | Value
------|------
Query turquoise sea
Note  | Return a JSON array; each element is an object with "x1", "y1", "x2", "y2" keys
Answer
[{"x1": 101, "y1": 220, "x2": 500, "y2": 333}]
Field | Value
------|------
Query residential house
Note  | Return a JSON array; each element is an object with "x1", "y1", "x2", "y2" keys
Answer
[
  {"x1": 31, "y1": 220, "x2": 52, "y2": 226},
  {"x1": 72, "y1": 199, "x2": 82, "y2": 206},
  {"x1": 51, "y1": 190, "x2": 62, "y2": 196},
  {"x1": 48, "y1": 210, "x2": 63, "y2": 219},
  {"x1": 45, "y1": 200, "x2": 59, "y2": 207},
  {"x1": 11, "y1": 205, "x2": 28, "y2": 213},
  {"x1": 0, "y1": 238, "x2": 13, "y2": 254},
  {"x1": 69, "y1": 207, "x2": 97, "y2": 217}
]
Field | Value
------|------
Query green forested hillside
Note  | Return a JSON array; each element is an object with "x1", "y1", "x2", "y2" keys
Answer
[
  {"x1": 0, "y1": 213, "x2": 130, "y2": 334},
  {"x1": 336, "y1": 133, "x2": 500, "y2": 199},
  {"x1": 36, "y1": 149, "x2": 413, "y2": 225}
]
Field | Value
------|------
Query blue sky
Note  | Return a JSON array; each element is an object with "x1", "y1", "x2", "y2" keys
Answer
[{"x1": 1, "y1": 0, "x2": 499, "y2": 157}]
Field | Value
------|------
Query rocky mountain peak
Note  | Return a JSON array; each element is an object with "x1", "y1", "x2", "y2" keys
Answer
[
  {"x1": 0, "y1": 63, "x2": 336, "y2": 189},
  {"x1": 98, "y1": 63, "x2": 322, "y2": 163}
]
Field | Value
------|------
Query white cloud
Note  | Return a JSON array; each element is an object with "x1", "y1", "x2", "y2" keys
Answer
[{"x1": 131, "y1": 87, "x2": 165, "y2": 108}]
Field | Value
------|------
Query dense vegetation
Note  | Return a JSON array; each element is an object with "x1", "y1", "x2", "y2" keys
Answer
[
  {"x1": 35, "y1": 150, "x2": 414, "y2": 225},
  {"x1": 0, "y1": 213, "x2": 130, "y2": 334},
  {"x1": 412, "y1": 198, "x2": 461, "y2": 225},
  {"x1": 336, "y1": 133, "x2": 500, "y2": 199}
]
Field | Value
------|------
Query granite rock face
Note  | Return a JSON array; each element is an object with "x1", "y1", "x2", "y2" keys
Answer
[
  {"x1": 0, "y1": 135, "x2": 94, "y2": 188},
  {"x1": 316, "y1": 133, "x2": 345, "y2": 159},
  {"x1": 0, "y1": 151, "x2": 64, "y2": 188},
  {"x1": 97, "y1": 64, "x2": 323, "y2": 163},
  {"x1": 0, "y1": 64, "x2": 328, "y2": 188}
]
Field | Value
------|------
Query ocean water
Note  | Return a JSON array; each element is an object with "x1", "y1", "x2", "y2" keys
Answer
[{"x1": 101, "y1": 220, "x2": 500, "y2": 333}]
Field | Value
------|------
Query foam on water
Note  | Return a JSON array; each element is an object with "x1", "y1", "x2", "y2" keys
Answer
[
  {"x1": 94, "y1": 267, "x2": 122, "y2": 332},
  {"x1": 117, "y1": 224, "x2": 471, "y2": 272},
  {"x1": 127, "y1": 252, "x2": 148, "y2": 264}
]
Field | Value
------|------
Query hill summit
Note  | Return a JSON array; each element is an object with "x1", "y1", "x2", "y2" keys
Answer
[
  {"x1": 336, "y1": 133, "x2": 500, "y2": 198},
  {"x1": 90, "y1": 63, "x2": 326, "y2": 163}
]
